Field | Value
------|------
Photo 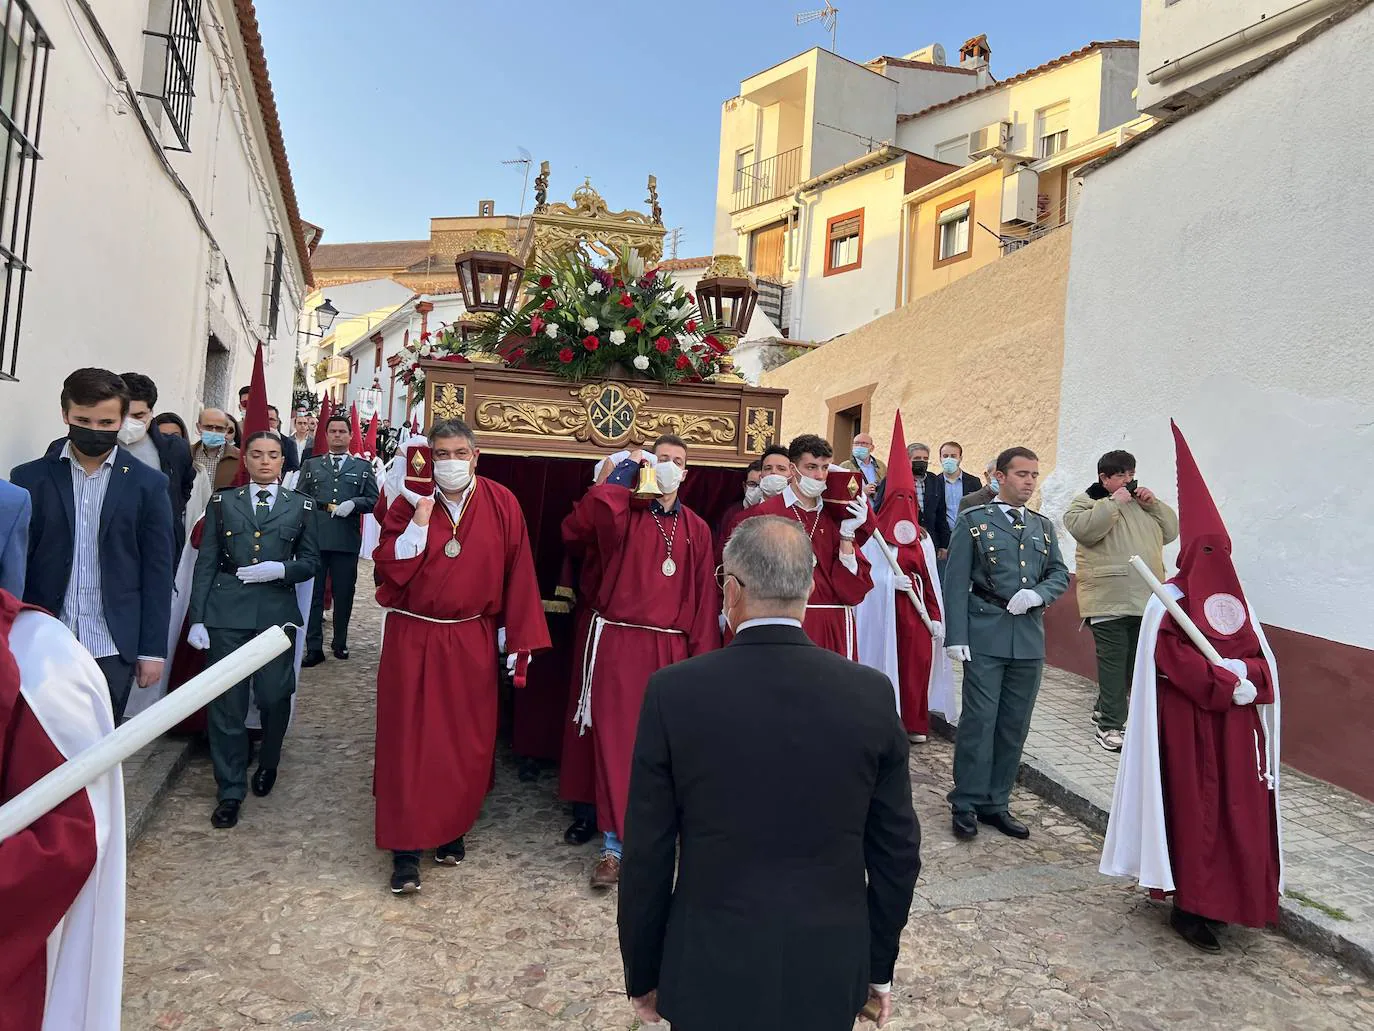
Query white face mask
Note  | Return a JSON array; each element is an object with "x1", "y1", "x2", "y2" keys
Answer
[
  {"x1": 744, "y1": 483, "x2": 764, "y2": 507},
  {"x1": 433, "y1": 459, "x2": 471, "y2": 493},
  {"x1": 118, "y1": 416, "x2": 148, "y2": 445},
  {"x1": 759, "y1": 473, "x2": 788, "y2": 497},
  {"x1": 795, "y1": 473, "x2": 827, "y2": 499},
  {"x1": 655, "y1": 460, "x2": 684, "y2": 495}
]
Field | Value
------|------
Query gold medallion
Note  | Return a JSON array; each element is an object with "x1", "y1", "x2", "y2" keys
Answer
[
  {"x1": 661, "y1": 557, "x2": 677, "y2": 577},
  {"x1": 444, "y1": 538, "x2": 462, "y2": 559}
]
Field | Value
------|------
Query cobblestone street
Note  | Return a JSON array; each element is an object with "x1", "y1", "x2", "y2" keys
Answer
[{"x1": 123, "y1": 574, "x2": 1373, "y2": 1030}]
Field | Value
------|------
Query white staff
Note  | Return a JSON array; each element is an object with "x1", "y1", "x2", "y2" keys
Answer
[
  {"x1": 0, "y1": 625, "x2": 292, "y2": 842},
  {"x1": 870, "y1": 528, "x2": 936, "y2": 636},
  {"x1": 1129, "y1": 555, "x2": 1225, "y2": 665}
]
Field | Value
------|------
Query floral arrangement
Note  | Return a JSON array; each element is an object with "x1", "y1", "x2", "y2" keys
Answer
[
  {"x1": 470, "y1": 247, "x2": 725, "y2": 384},
  {"x1": 396, "y1": 324, "x2": 467, "y2": 398}
]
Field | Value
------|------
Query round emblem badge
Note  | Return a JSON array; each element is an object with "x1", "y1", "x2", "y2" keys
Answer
[
  {"x1": 1202, "y1": 593, "x2": 1247, "y2": 636},
  {"x1": 893, "y1": 519, "x2": 918, "y2": 546}
]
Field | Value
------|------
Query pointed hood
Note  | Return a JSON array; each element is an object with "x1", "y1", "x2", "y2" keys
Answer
[
  {"x1": 363, "y1": 413, "x2": 378, "y2": 461},
  {"x1": 1169, "y1": 420, "x2": 1257, "y2": 648},
  {"x1": 231, "y1": 343, "x2": 271, "y2": 487},
  {"x1": 875, "y1": 410, "x2": 924, "y2": 548},
  {"x1": 348, "y1": 403, "x2": 364, "y2": 457},
  {"x1": 313, "y1": 394, "x2": 333, "y2": 456}
]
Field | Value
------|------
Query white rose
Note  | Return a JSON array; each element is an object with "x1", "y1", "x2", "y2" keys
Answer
[
  {"x1": 581, "y1": 316, "x2": 599, "y2": 332},
  {"x1": 544, "y1": 324, "x2": 559, "y2": 338},
  {"x1": 632, "y1": 355, "x2": 650, "y2": 371},
  {"x1": 587, "y1": 282, "x2": 604, "y2": 296},
  {"x1": 609, "y1": 330, "x2": 626, "y2": 345}
]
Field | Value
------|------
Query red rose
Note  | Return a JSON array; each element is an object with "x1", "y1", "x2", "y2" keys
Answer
[
  {"x1": 687, "y1": 292, "x2": 696, "y2": 303},
  {"x1": 529, "y1": 315, "x2": 545, "y2": 335},
  {"x1": 558, "y1": 347, "x2": 574, "y2": 363},
  {"x1": 685, "y1": 319, "x2": 697, "y2": 333},
  {"x1": 509, "y1": 347, "x2": 526, "y2": 362},
  {"x1": 704, "y1": 334, "x2": 724, "y2": 353},
  {"x1": 538, "y1": 274, "x2": 553, "y2": 288},
  {"x1": 628, "y1": 317, "x2": 645, "y2": 332},
  {"x1": 582, "y1": 335, "x2": 600, "y2": 352},
  {"x1": 618, "y1": 293, "x2": 634, "y2": 308},
  {"x1": 542, "y1": 298, "x2": 556, "y2": 311},
  {"x1": 675, "y1": 354, "x2": 691, "y2": 370},
  {"x1": 654, "y1": 336, "x2": 672, "y2": 353},
  {"x1": 420, "y1": 330, "x2": 432, "y2": 343}
]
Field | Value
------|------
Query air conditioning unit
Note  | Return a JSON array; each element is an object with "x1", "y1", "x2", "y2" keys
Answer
[
  {"x1": 968, "y1": 121, "x2": 1011, "y2": 158},
  {"x1": 1001, "y1": 168, "x2": 1040, "y2": 223}
]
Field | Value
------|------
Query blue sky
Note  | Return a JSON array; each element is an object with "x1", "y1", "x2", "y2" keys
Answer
[{"x1": 257, "y1": 1, "x2": 1141, "y2": 256}]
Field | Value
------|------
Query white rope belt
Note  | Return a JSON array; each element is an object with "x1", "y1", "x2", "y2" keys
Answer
[
  {"x1": 380, "y1": 608, "x2": 486, "y2": 650},
  {"x1": 574, "y1": 613, "x2": 685, "y2": 734},
  {"x1": 807, "y1": 603, "x2": 857, "y2": 661}
]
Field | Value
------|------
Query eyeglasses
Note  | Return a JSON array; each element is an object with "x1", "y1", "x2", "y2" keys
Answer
[{"x1": 714, "y1": 564, "x2": 745, "y2": 591}]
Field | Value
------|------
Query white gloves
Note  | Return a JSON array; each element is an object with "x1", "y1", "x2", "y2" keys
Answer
[
  {"x1": 187, "y1": 623, "x2": 210, "y2": 650},
  {"x1": 1232, "y1": 679, "x2": 1258, "y2": 706},
  {"x1": 506, "y1": 652, "x2": 517, "y2": 673},
  {"x1": 930, "y1": 620, "x2": 945, "y2": 645},
  {"x1": 839, "y1": 497, "x2": 867, "y2": 540},
  {"x1": 332, "y1": 499, "x2": 356, "y2": 518},
  {"x1": 505, "y1": 651, "x2": 533, "y2": 674},
  {"x1": 236, "y1": 562, "x2": 286, "y2": 583},
  {"x1": 946, "y1": 644, "x2": 971, "y2": 662},
  {"x1": 498, "y1": 626, "x2": 508, "y2": 652},
  {"x1": 892, "y1": 574, "x2": 914, "y2": 593},
  {"x1": 1219, "y1": 658, "x2": 1249, "y2": 680},
  {"x1": 1006, "y1": 588, "x2": 1044, "y2": 616}
]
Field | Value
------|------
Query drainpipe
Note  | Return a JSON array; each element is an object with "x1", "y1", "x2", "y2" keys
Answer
[
  {"x1": 1146, "y1": 0, "x2": 1345, "y2": 84},
  {"x1": 789, "y1": 185, "x2": 820, "y2": 339}
]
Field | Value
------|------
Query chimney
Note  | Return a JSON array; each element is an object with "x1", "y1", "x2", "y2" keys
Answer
[
  {"x1": 959, "y1": 34, "x2": 991, "y2": 70},
  {"x1": 478, "y1": 199, "x2": 495, "y2": 217}
]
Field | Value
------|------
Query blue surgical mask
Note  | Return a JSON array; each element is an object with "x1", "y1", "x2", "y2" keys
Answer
[
  {"x1": 941, "y1": 457, "x2": 960, "y2": 475},
  {"x1": 852, "y1": 446, "x2": 870, "y2": 462},
  {"x1": 200, "y1": 431, "x2": 226, "y2": 448}
]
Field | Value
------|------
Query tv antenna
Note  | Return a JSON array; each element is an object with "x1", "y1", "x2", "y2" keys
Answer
[
  {"x1": 795, "y1": 3, "x2": 839, "y2": 53},
  {"x1": 502, "y1": 146, "x2": 533, "y2": 219}
]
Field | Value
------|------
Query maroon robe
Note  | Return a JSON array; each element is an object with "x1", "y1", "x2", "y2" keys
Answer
[
  {"x1": 372, "y1": 479, "x2": 549, "y2": 849},
  {"x1": 742, "y1": 493, "x2": 873, "y2": 657},
  {"x1": 558, "y1": 556, "x2": 600, "y2": 806},
  {"x1": 1156, "y1": 620, "x2": 1280, "y2": 927},
  {"x1": 894, "y1": 533, "x2": 942, "y2": 736},
  {"x1": 562, "y1": 485, "x2": 720, "y2": 837},
  {"x1": 0, "y1": 594, "x2": 99, "y2": 1030}
]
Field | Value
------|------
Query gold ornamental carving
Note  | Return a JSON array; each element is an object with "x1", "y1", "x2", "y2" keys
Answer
[
  {"x1": 430, "y1": 382, "x2": 467, "y2": 421},
  {"x1": 475, "y1": 398, "x2": 587, "y2": 437},
  {"x1": 745, "y1": 406, "x2": 777, "y2": 452},
  {"x1": 530, "y1": 172, "x2": 667, "y2": 264},
  {"x1": 575, "y1": 382, "x2": 649, "y2": 446},
  {"x1": 638, "y1": 409, "x2": 737, "y2": 446}
]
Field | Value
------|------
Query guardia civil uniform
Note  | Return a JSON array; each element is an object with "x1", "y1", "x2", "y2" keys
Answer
[
  {"x1": 296, "y1": 451, "x2": 379, "y2": 659},
  {"x1": 189, "y1": 481, "x2": 320, "y2": 803},
  {"x1": 943, "y1": 501, "x2": 1069, "y2": 817}
]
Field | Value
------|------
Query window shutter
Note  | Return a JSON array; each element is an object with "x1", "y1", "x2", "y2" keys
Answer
[
  {"x1": 1039, "y1": 103, "x2": 1069, "y2": 138},
  {"x1": 267, "y1": 234, "x2": 284, "y2": 340},
  {"x1": 937, "y1": 201, "x2": 970, "y2": 226},
  {"x1": 828, "y1": 215, "x2": 860, "y2": 241}
]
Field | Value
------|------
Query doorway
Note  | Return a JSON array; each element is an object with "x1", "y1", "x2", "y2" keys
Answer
[{"x1": 749, "y1": 221, "x2": 787, "y2": 281}]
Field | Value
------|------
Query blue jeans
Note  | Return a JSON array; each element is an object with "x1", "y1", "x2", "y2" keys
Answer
[{"x1": 602, "y1": 829, "x2": 623, "y2": 859}]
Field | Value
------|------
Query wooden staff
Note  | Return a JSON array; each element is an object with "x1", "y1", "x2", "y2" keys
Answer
[
  {"x1": 1129, "y1": 555, "x2": 1225, "y2": 664},
  {"x1": 870, "y1": 529, "x2": 937, "y2": 636}
]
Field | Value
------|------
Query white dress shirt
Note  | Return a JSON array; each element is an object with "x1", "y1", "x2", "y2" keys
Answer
[
  {"x1": 735, "y1": 617, "x2": 803, "y2": 631},
  {"x1": 395, "y1": 483, "x2": 475, "y2": 560},
  {"x1": 60, "y1": 441, "x2": 118, "y2": 659},
  {"x1": 781, "y1": 484, "x2": 858, "y2": 574}
]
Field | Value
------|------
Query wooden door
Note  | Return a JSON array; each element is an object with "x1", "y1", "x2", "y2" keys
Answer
[{"x1": 750, "y1": 221, "x2": 786, "y2": 281}]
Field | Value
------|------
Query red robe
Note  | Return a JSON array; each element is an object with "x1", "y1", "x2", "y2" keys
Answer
[
  {"x1": 1156, "y1": 621, "x2": 1280, "y2": 927},
  {"x1": 558, "y1": 556, "x2": 600, "y2": 806},
  {"x1": 714, "y1": 499, "x2": 749, "y2": 568},
  {"x1": 372, "y1": 479, "x2": 549, "y2": 849},
  {"x1": 0, "y1": 594, "x2": 99, "y2": 1031},
  {"x1": 741, "y1": 493, "x2": 873, "y2": 657},
  {"x1": 894, "y1": 534, "x2": 942, "y2": 735},
  {"x1": 562, "y1": 486, "x2": 720, "y2": 837}
]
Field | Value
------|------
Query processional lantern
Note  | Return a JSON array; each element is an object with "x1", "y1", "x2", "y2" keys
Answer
[
  {"x1": 454, "y1": 229, "x2": 525, "y2": 313},
  {"x1": 695, "y1": 254, "x2": 759, "y2": 337}
]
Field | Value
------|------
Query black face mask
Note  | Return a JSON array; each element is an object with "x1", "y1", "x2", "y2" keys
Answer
[
  {"x1": 911, "y1": 460, "x2": 929, "y2": 476},
  {"x1": 68, "y1": 424, "x2": 119, "y2": 457}
]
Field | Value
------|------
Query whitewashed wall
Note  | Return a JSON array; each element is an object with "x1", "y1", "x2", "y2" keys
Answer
[{"x1": 1047, "y1": 3, "x2": 1374, "y2": 648}]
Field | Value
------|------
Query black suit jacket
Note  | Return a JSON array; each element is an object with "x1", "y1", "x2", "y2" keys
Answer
[
  {"x1": 874, "y1": 471, "x2": 949, "y2": 550},
  {"x1": 11, "y1": 443, "x2": 175, "y2": 662},
  {"x1": 618, "y1": 623, "x2": 921, "y2": 1031},
  {"x1": 281, "y1": 434, "x2": 301, "y2": 473}
]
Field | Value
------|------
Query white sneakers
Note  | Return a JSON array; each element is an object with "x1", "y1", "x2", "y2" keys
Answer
[{"x1": 1095, "y1": 726, "x2": 1124, "y2": 752}]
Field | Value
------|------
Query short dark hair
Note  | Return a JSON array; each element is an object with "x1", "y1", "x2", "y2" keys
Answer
[
  {"x1": 238, "y1": 385, "x2": 251, "y2": 398},
  {"x1": 429, "y1": 418, "x2": 477, "y2": 449},
  {"x1": 120, "y1": 372, "x2": 158, "y2": 408},
  {"x1": 788, "y1": 433, "x2": 832, "y2": 463},
  {"x1": 266, "y1": 404, "x2": 280, "y2": 418},
  {"x1": 940, "y1": 440, "x2": 963, "y2": 457},
  {"x1": 244, "y1": 430, "x2": 281, "y2": 450},
  {"x1": 61, "y1": 368, "x2": 129, "y2": 417},
  {"x1": 996, "y1": 446, "x2": 1039, "y2": 473},
  {"x1": 653, "y1": 433, "x2": 688, "y2": 454},
  {"x1": 745, "y1": 459, "x2": 762, "y2": 473},
  {"x1": 153, "y1": 412, "x2": 188, "y2": 438},
  {"x1": 326, "y1": 414, "x2": 352, "y2": 431},
  {"x1": 761, "y1": 444, "x2": 789, "y2": 463},
  {"x1": 1098, "y1": 450, "x2": 1136, "y2": 478},
  {"x1": 226, "y1": 414, "x2": 241, "y2": 441}
]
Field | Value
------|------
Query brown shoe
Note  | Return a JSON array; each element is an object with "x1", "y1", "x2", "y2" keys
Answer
[{"x1": 590, "y1": 854, "x2": 621, "y2": 889}]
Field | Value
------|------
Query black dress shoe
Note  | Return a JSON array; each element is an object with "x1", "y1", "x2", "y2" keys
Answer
[
  {"x1": 952, "y1": 811, "x2": 978, "y2": 840},
  {"x1": 978, "y1": 812, "x2": 1030, "y2": 839},
  {"x1": 435, "y1": 836, "x2": 466, "y2": 866},
  {"x1": 333, "y1": 644, "x2": 350, "y2": 660},
  {"x1": 211, "y1": 799, "x2": 240, "y2": 829},
  {"x1": 251, "y1": 766, "x2": 277, "y2": 797},
  {"x1": 564, "y1": 818, "x2": 597, "y2": 846},
  {"x1": 1171, "y1": 907, "x2": 1221, "y2": 953},
  {"x1": 390, "y1": 855, "x2": 421, "y2": 895},
  {"x1": 302, "y1": 650, "x2": 326, "y2": 668}
]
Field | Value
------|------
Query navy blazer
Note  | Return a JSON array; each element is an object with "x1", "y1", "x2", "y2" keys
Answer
[
  {"x1": 0, "y1": 478, "x2": 30, "y2": 597},
  {"x1": 10, "y1": 442, "x2": 175, "y2": 662}
]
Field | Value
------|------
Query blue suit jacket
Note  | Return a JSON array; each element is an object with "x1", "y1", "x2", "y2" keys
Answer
[
  {"x1": 0, "y1": 478, "x2": 30, "y2": 597},
  {"x1": 10, "y1": 442, "x2": 175, "y2": 662}
]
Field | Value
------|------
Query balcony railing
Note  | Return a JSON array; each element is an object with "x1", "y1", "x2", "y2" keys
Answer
[
  {"x1": 731, "y1": 146, "x2": 803, "y2": 213},
  {"x1": 314, "y1": 355, "x2": 350, "y2": 382}
]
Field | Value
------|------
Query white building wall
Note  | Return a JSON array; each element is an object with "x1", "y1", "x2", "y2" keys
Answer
[
  {"x1": 807, "y1": 54, "x2": 897, "y2": 177},
  {"x1": 1, "y1": 0, "x2": 306, "y2": 473},
  {"x1": 343, "y1": 295, "x2": 468, "y2": 425},
  {"x1": 882, "y1": 64, "x2": 981, "y2": 115},
  {"x1": 1047, "y1": 3, "x2": 1374, "y2": 648}
]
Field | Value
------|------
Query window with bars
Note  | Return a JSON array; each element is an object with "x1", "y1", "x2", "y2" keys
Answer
[
  {"x1": 824, "y1": 209, "x2": 863, "y2": 276},
  {"x1": 260, "y1": 233, "x2": 283, "y2": 340},
  {"x1": 0, "y1": 0, "x2": 52, "y2": 382},
  {"x1": 139, "y1": 0, "x2": 202, "y2": 152}
]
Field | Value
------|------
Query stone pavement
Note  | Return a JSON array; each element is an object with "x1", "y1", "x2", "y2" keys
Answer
[
  {"x1": 970, "y1": 664, "x2": 1374, "y2": 976},
  {"x1": 122, "y1": 734, "x2": 197, "y2": 848},
  {"x1": 122, "y1": 574, "x2": 1373, "y2": 1029}
]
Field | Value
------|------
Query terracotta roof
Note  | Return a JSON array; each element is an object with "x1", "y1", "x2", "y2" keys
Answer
[
  {"x1": 311, "y1": 240, "x2": 431, "y2": 270},
  {"x1": 896, "y1": 40, "x2": 1139, "y2": 123},
  {"x1": 866, "y1": 56, "x2": 976, "y2": 75},
  {"x1": 656, "y1": 256, "x2": 712, "y2": 271},
  {"x1": 233, "y1": 0, "x2": 314, "y2": 288}
]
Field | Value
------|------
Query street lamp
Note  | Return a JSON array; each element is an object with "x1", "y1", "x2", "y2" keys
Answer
[
  {"x1": 454, "y1": 229, "x2": 525, "y2": 313},
  {"x1": 695, "y1": 254, "x2": 759, "y2": 336},
  {"x1": 314, "y1": 298, "x2": 339, "y2": 335}
]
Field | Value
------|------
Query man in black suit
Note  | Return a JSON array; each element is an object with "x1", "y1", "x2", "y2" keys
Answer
[
  {"x1": 934, "y1": 441, "x2": 983, "y2": 566},
  {"x1": 10, "y1": 368, "x2": 175, "y2": 720},
  {"x1": 267, "y1": 405, "x2": 300, "y2": 473},
  {"x1": 120, "y1": 372, "x2": 195, "y2": 560},
  {"x1": 618, "y1": 515, "x2": 920, "y2": 1031}
]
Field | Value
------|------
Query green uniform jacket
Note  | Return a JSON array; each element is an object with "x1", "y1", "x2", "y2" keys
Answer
[
  {"x1": 189, "y1": 485, "x2": 320, "y2": 631},
  {"x1": 296, "y1": 454, "x2": 379, "y2": 554},
  {"x1": 943, "y1": 503, "x2": 1069, "y2": 660}
]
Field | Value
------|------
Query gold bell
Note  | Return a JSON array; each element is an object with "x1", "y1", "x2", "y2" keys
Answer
[{"x1": 633, "y1": 459, "x2": 663, "y2": 500}]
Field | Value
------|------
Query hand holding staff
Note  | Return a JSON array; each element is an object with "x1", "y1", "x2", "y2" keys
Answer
[
  {"x1": 1129, "y1": 555, "x2": 1225, "y2": 665},
  {"x1": 870, "y1": 529, "x2": 936, "y2": 636}
]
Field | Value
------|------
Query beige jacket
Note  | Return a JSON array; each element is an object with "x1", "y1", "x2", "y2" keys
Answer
[{"x1": 1064, "y1": 490, "x2": 1180, "y2": 619}]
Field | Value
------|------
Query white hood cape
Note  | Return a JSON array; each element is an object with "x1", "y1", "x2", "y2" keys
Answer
[
  {"x1": 1099, "y1": 585, "x2": 1283, "y2": 892},
  {"x1": 12, "y1": 609, "x2": 125, "y2": 1031}
]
